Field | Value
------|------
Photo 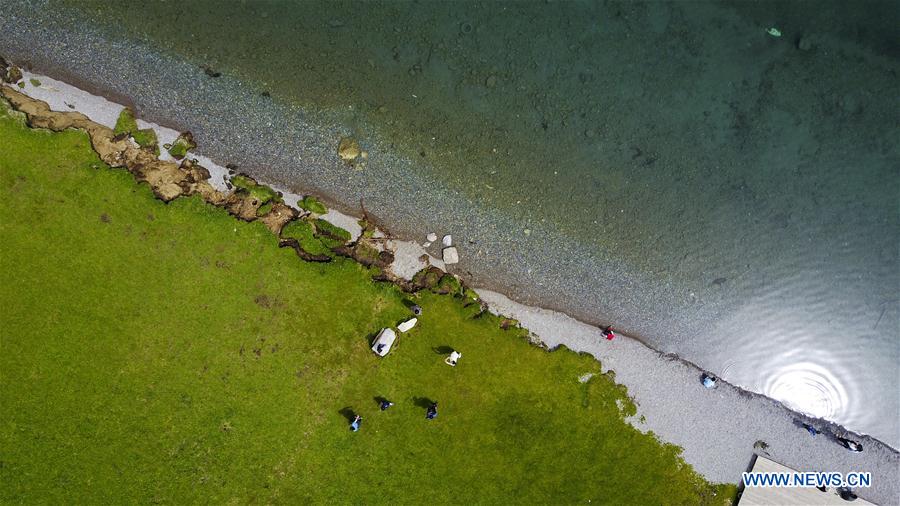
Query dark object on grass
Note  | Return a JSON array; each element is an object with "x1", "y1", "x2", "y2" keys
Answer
[
  {"x1": 350, "y1": 414, "x2": 362, "y2": 432},
  {"x1": 426, "y1": 402, "x2": 438, "y2": 420},
  {"x1": 411, "y1": 304, "x2": 422, "y2": 315},
  {"x1": 836, "y1": 437, "x2": 863, "y2": 452},
  {"x1": 380, "y1": 399, "x2": 394, "y2": 411}
]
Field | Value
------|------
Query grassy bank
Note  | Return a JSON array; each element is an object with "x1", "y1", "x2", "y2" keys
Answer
[{"x1": 0, "y1": 99, "x2": 734, "y2": 504}]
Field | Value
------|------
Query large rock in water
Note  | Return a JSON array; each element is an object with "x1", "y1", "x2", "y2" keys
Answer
[
  {"x1": 442, "y1": 246, "x2": 459, "y2": 265},
  {"x1": 338, "y1": 136, "x2": 361, "y2": 161}
]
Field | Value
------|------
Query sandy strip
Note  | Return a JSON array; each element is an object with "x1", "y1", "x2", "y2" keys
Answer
[{"x1": 5, "y1": 73, "x2": 897, "y2": 504}]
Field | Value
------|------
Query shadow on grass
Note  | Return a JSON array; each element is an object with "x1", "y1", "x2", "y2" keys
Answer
[
  {"x1": 431, "y1": 345, "x2": 453, "y2": 355},
  {"x1": 338, "y1": 406, "x2": 356, "y2": 422},
  {"x1": 412, "y1": 396, "x2": 434, "y2": 409}
]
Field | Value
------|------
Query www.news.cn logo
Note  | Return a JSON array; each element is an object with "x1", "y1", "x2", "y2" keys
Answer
[{"x1": 742, "y1": 471, "x2": 871, "y2": 488}]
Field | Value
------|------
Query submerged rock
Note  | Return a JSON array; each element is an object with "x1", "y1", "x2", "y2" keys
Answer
[{"x1": 338, "y1": 136, "x2": 361, "y2": 162}]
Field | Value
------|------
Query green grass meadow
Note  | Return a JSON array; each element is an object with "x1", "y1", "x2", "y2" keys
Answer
[{"x1": 0, "y1": 100, "x2": 734, "y2": 504}]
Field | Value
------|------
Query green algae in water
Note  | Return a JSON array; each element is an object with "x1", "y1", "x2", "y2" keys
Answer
[{"x1": 28, "y1": 78, "x2": 41, "y2": 87}]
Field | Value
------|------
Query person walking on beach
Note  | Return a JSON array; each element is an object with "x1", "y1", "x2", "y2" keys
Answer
[
  {"x1": 802, "y1": 423, "x2": 819, "y2": 437},
  {"x1": 836, "y1": 436, "x2": 863, "y2": 453},
  {"x1": 601, "y1": 326, "x2": 615, "y2": 340},
  {"x1": 350, "y1": 414, "x2": 362, "y2": 432},
  {"x1": 380, "y1": 399, "x2": 394, "y2": 411},
  {"x1": 426, "y1": 402, "x2": 438, "y2": 420}
]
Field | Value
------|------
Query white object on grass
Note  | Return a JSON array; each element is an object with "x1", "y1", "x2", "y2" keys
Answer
[
  {"x1": 398, "y1": 318, "x2": 417, "y2": 332},
  {"x1": 444, "y1": 350, "x2": 461, "y2": 366},
  {"x1": 371, "y1": 328, "x2": 397, "y2": 357}
]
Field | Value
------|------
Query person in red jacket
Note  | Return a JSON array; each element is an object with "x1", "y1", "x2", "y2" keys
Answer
[{"x1": 601, "y1": 326, "x2": 615, "y2": 340}]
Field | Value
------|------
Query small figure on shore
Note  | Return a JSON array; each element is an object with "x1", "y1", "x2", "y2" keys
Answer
[
  {"x1": 836, "y1": 436, "x2": 863, "y2": 453},
  {"x1": 411, "y1": 304, "x2": 422, "y2": 316},
  {"x1": 350, "y1": 414, "x2": 362, "y2": 432},
  {"x1": 836, "y1": 486, "x2": 858, "y2": 501},
  {"x1": 444, "y1": 350, "x2": 461, "y2": 367},
  {"x1": 802, "y1": 423, "x2": 819, "y2": 437},
  {"x1": 380, "y1": 399, "x2": 394, "y2": 411},
  {"x1": 701, "y1": 373, "x2": 717, "y2": 389},
  {"x1": 426, "y1": 402, "x2": 438, "y2": 420},
  {"x1": 601, "y1": 325, "x2": 615, "y2": 340}
]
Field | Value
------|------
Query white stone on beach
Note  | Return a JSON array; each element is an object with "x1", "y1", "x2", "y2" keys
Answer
[
  {"x1": 422, "y1": 242, "x2": 431, "y2": 248},
  {"x1": 442, "y1": 234, "x2": 453, "y2": 247},
  {"x1": 442, "y1": 246, "x2": 459, "y2": 264},
  {"x1": 426, "y1": 232, "x2": 438, "y2": 242},
  {"x1": 398, "y1": 318, "x2": 417, "y2": 332}
]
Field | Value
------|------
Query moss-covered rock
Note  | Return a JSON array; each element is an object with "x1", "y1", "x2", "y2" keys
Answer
[
  {"x1": 297, "y1": 195, "x2": 327, "y2": 214},
  {"x1": 433, "y1": 273, "x2": 463, "y2": 295},
  {"x1": 114, "y1": 108, "x2": 138, "y2": 136},
  {"x1": 281, "y1": 219, "x2": 332, "y2": 258},
  {"x1": 313, "y1": 218, "x2": 351, "y2": 248},
  {"x1": 167, "y1": 131, "x2": 196, "y2": 159},
  {"x1": 411, "y1": 266, "x2": 443, "y2": 291},
  {"x1": 256, "y1": 201, "x2": 274, "y2": 217},
  {"x1": 132, "y1": 128, "x2": 159, "y2": 154},
  {"x1": 3, "y1": 65, "x2": 23, "y2": 84},
  {"x1": 231, "y1": 175, "x2": 281, "y2": 206},
  {"x1": 112, "y1": 108, "x2": 159, "y2": 154}
]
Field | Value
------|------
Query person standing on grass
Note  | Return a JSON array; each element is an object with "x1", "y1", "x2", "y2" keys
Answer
[
  {"x1": 601, "y1": 326, "x2": 615, "y2": 340},
  {"x1": 350, "y1": 414, "x2": 362, "y2": 432},
  {"x1": 426, "y1": 402, "x2": 438, "y2": 420}
]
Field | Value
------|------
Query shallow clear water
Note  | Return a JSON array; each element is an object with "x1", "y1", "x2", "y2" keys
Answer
[{"x1": 30, "y1": 0, "x2": 900, "y2": 445}]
